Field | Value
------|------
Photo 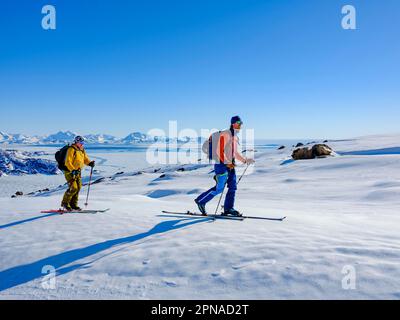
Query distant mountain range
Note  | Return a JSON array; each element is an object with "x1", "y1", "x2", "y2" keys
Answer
[{"x1": 0, "y1": 131, "x2": 198, "y2": 145}]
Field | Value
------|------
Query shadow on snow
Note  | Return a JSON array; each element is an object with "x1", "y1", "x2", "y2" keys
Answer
[
  {"x1": 338, "y1": 147, "x2": 400, "y2": 156},
  {"x1": 0, "y1": 217, "x2": 208, "y2": 292},
  {"x1": 0, "y1": 213, "x2": 59, "y2": 230}
]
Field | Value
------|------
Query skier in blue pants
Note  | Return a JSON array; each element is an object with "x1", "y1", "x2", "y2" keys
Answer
[{"x1": 195, "y1": 116, "x2": 255, "y2": 216}]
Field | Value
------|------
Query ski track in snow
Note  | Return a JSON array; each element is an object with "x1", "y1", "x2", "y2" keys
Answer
[{"x1": 0, "y1": 134, "x2": 400, "y2": 299}]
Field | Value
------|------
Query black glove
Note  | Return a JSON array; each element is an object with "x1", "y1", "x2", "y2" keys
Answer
[{"x1": 88, "y1": 161, "x2": 95, "y2": 168}]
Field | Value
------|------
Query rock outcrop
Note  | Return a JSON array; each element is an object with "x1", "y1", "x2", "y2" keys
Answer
[
  {"x1": 292, "y1": 144, "x2": 333, "y2": 160},
  {"x1": 0, "y1": 149, "x2": 59, "y2": 176}
]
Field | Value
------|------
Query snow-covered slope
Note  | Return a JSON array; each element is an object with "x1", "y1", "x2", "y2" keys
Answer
[
  {"x1": 0, "y1": 149, "x2": 59, "y2": 177},
  {"x1": 0, "y1": 134, "x2": 399, "y2": 299}
]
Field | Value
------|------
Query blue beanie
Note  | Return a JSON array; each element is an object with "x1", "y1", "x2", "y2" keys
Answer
[{"x1": 231, "y1": 115, "x2": 242, "y2": 124}]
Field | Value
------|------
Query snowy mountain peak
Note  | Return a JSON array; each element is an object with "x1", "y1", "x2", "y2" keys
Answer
[
  {"x1": 0, "y1": 132, "x2": 12, "y2": 142},
  {"x1": 84, "y1": 134, "x2": 118, "y2": 144},
  {"x1": 0, "y1": 132, "x2": 40, "y2": 144},
  {"x1": 0, "y1": 131, "x2": 196, "y2": 145},
  {"x1": 121, "y1": 132, "x2": 150, "y2": 144},
  {"x1": 43, "y1": 131, "x2": 77, "y2": 143}
]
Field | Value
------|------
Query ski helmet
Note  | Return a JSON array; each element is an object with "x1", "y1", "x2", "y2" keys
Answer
[{"x1": 74, "y1": 136, "x2": 85, "y2": 144}]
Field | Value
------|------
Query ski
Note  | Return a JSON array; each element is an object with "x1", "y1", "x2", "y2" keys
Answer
[
  {"x1": 240, "y1": 215, "x2": 286, "y2": 221},
  {"x1": 41, "y1": 208, "x2": 110, "y2": 215},
  {"x1": 162, "y1": 210, "x2": 286, "y2": 221},
  {"x1": 221, "y1": 212, "x2": 286, "y2": 221},
  {"x1": 162, "y1": 210, "x2": 244, "y2": 221}
]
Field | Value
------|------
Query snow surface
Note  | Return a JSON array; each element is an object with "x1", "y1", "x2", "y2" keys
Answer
[{"x1": 0, "y1": 134, "x2": 400, "y2": 299}]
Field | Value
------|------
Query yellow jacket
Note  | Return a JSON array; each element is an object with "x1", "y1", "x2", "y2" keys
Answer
[{"x1": 65, "y1": 144, "x2": 91, "y2": 171}]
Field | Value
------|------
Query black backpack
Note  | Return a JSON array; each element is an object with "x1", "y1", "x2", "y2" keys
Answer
[{"x1": 55, "y1": 145, "x2": 71, "y2": 171}]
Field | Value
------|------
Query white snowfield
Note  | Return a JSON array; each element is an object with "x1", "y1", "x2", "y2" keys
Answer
[{"x1": 0, "y1": 134, "x2": 399, "y2": 299}]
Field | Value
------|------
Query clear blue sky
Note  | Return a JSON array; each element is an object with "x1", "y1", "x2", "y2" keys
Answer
[{"x1": 0, "y1": 0, "x2": 399, "y2": 139}]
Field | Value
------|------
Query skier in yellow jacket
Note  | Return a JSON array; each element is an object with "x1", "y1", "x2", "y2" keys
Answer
[{"x1": 61, "y1": 136, "x2": 95, "y2": 211}]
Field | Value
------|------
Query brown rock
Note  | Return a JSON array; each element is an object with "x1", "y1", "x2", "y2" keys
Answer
[
  {"x1": 312, "y1": 144, "x2": 333, "y2": 157},
  {"x1": 292, "y1": 147, "x2": 314, "y2": 160},
  {"x1": 292, "y1": 144, "x2": 333, "y2": 160}
]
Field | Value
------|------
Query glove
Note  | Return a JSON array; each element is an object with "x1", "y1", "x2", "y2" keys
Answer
[
  {"x1": 245, "y1": 158, "x2": 255, "y2": 165},
  {"x1": 88, "y1": 161, "x2": 95, "y2": 168}
]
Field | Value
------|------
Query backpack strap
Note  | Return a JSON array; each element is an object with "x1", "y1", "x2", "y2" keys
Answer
[
  {"x1": 230, "y1": 128, "x2": 235, "y2": 164},
  {"x1": 208, "y1": 135, "x2": 212, "y2": 162}
]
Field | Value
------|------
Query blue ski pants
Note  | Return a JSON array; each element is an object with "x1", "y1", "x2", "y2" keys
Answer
[{"x1": 195, "y1": 164, "x2": 237, "y2": 210}]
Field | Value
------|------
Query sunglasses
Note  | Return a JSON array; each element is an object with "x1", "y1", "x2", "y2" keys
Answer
[{"x1": 235, "y1": 121, "x2": 243, "y2": 125}]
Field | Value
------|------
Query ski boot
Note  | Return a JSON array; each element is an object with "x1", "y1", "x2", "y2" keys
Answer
[
  {"x1": 222, "y1": 208, "x2": 242, "y2": 217},
  {"x1": 61, "y1": 203, "x2": 73, "y2": 212},
  {"x1": 70, "y1": 205, "x2": 82, "y2": 211},
  {"x1": 194, "y1": 199, "x2": 207, "y2": 216}
]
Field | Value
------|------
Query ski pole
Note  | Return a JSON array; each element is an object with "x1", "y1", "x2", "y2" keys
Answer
[
  {"x1": 236, "y1": 163, "x2": 250, "y2": 186},
  {"x1": 84, "y1": 166, "x2": 93, "y2": 207},
  {"x1": 215, "y1": 163, "x2": 250, "y2": 214},
  {"x1": 214, "y1": 179, "x2": 228, "y2": 214}
]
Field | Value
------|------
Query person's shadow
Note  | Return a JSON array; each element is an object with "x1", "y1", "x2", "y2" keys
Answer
[
  {"x1": 0, "y1": 217, "x2": 208, "y2": 292},
  {"x1": 0, "y1": 213, "x2": 59, "y2": 230}
]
